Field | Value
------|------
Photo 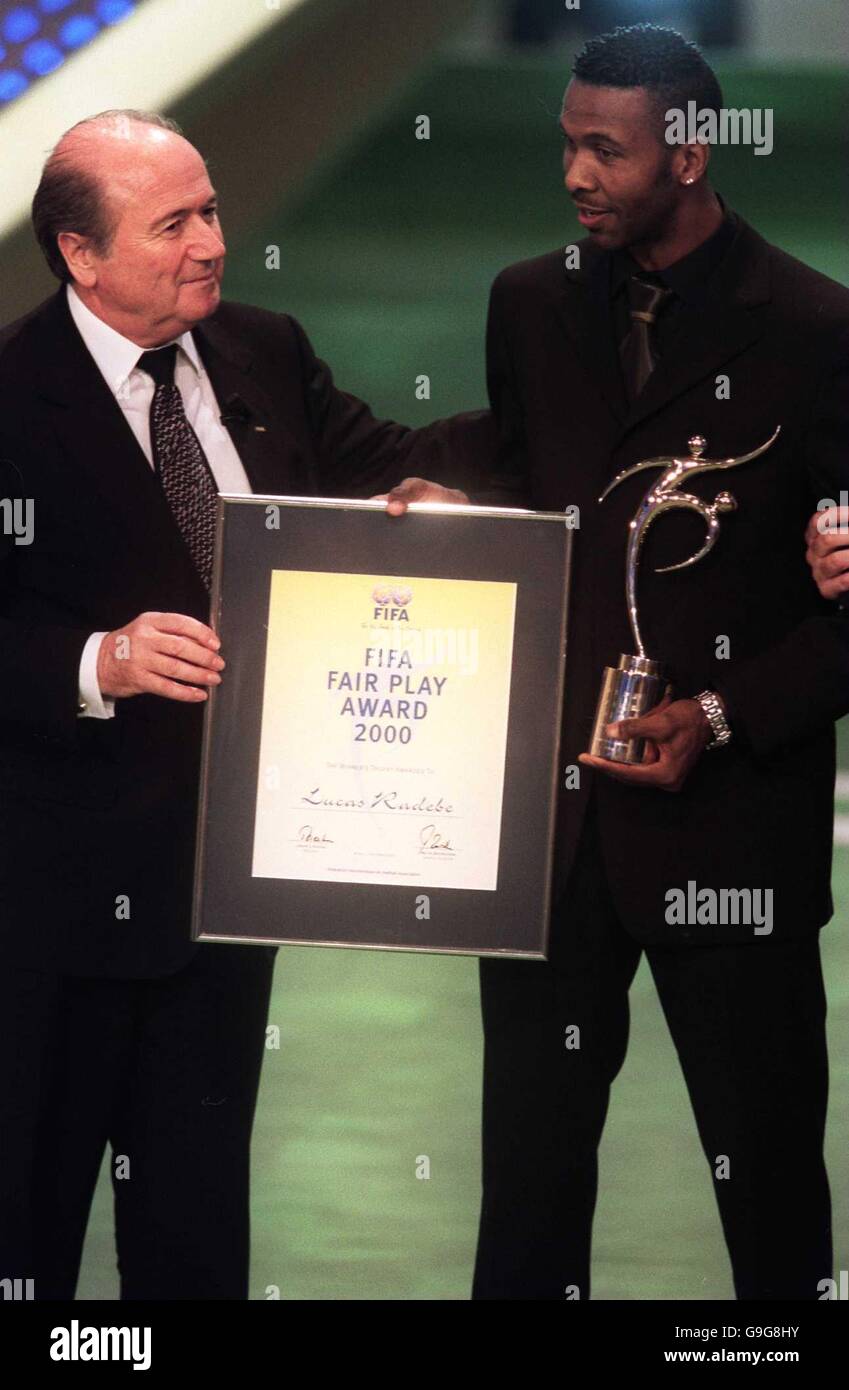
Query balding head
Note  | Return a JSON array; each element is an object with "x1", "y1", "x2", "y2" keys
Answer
[
  {"x1": 33, "y1": 110, "x2": 184, "y2": 282},
  {"x1": 32, "y1": 109, "x2": 225, "y2": 347}
]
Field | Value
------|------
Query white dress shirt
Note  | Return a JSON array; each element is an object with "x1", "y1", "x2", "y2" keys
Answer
[{"x1": 67, "y1": 285, "x2": 252, "y2": 718}]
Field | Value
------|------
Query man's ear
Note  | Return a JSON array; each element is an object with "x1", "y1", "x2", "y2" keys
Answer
[
  {"x1": 57, "y1": 232, "x2": 98, "y2": 288},
  {"x1": 672, "y1": 140, "x2": 711, "y2": 186}
]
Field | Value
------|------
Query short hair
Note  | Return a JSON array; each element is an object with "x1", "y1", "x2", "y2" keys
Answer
[
  {"x1": 572, "y1": 24, "x2": 723, "y2": 133},
  {"x1": 31, "y1": 109, "x2": 184, "y2": 283}
]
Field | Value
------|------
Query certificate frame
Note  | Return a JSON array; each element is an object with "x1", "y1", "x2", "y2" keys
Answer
[{"x1": 192, "y1": 495, "x2": 572, "y2": 959}]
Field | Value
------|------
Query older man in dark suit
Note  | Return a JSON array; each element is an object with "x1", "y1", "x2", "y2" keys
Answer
[
  {"x1": 0, "y1": 109, "x2": 465, "y2": 1300},
  {"x1": 471, "y1": 26, "x2": 849, "y2": 1300}
]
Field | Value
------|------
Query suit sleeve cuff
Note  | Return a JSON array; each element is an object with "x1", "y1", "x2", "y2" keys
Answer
[{"x1": 77, "y1": 632, "x2": 115, "y2": 719}]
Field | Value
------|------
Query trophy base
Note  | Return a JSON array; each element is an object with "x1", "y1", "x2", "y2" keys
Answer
[{"x1": 589, "y1": 654, "x2": 669, "y2": 765}]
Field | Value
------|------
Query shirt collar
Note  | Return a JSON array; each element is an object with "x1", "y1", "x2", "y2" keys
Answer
[
  {"x1": 609, "y1": 199, "x2": 737, "y2": 305},
  {"x1": 66, "y1": 284, "x2": 202, "y2": 396}
]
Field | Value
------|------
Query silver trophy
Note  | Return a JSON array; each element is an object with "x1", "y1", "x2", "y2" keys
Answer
[{"x1": 589, "y1": 427, "x2": 781, "y2": 764}]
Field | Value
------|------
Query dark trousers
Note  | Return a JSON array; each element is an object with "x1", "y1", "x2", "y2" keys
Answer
[
  {"x1": 472, "y1": 804, "x2": 831, "y2": 1300},
  {"x1": 0, "y1": 942, "x2": 276, "y2": 1301}
]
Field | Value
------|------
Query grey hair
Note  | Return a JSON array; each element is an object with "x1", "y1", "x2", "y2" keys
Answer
[{"x1": 31, "y1": 109, "x2": 185, "y2": 282}]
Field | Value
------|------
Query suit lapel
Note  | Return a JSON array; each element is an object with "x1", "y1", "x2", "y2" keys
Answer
[
  {"x1": 557, "y1": 218, "x2": 772, "y2": 445},
  {"x1": 34, "y1": 291, "x2": 309, "y2": 595},
  {"x1": 618, "y1": 220, "x2": 771, "y2": 441},
  {"x1": 35, "y1": 290, "x2": 197, "y2": 581},
  {"x1": 194, "y1": 315, "x2": 308, "y2": 498}
]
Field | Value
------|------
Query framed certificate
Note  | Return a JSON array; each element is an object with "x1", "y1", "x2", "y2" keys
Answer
[{"x1": 192, "y1": 496, "x2": 572, "y2": 958}]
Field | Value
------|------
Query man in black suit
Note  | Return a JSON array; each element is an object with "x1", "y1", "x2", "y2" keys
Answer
[
  {"x1": 0, "y1": 109, "x2": 464, "y2": 1300},
  {"x1": 471, "y1": 26, "x2": 849, "y2": 1299}
]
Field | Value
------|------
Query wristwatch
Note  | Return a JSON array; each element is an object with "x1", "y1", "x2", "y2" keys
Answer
[{"x1": 694, "y1": 690, "x2": 732, "y2": 750}]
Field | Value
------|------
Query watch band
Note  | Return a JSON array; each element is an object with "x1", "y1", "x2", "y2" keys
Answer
[{"x1": 694, "y1": 690, "x2": 732, "y2": 750}]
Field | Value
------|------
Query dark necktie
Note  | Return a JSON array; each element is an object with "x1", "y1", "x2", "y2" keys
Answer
[
  {"x1": 619, "y1": 275, "x2": 673, "y2": 402},
  {"x1": 136, "y1": 343, "x2": 218, "y2": 591}
]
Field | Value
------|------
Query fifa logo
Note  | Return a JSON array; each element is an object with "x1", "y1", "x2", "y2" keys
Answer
[{"x1": 372, "y1": 583, "x2": 412, "y2": 621}]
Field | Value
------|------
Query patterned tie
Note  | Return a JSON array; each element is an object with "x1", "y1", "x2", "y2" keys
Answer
[
  {"x1": 136, "y1": 344, "x2": 218, "y2": 590},
  {"x1": 619, "y1": 275, "x2": 673, "y2": 403}
]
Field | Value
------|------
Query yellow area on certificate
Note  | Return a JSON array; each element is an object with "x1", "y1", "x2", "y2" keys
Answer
[{"x1": 251, "y1": 570, "x2": 517, "y2": 889}]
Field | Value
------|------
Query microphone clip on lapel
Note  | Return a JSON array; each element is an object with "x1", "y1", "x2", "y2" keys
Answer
[{"x1": 220, "y1": 393, "x2": 252, "y2": 426}]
